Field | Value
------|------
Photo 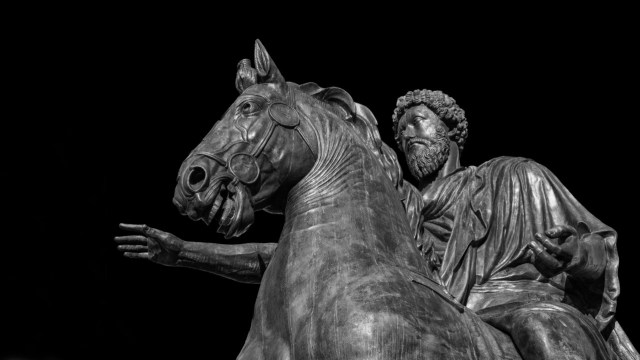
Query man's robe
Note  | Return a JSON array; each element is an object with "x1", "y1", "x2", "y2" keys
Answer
[{"x1": 401, "y1": 156, "x2": 619, "y2": 333}]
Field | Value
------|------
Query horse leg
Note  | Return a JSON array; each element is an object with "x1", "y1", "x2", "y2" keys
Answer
[
  {"x1": 237, "y1": 335, "x2": 291, "y2": 360},
  {"x1": 323, "y1": 277, "x2": 511, "y2": 360},
  {"x1": 236, "y1": 332, "x2": 265, "y2": 360},
  {"x1": 236, "y1": 317, "x2": 292, "y2": 360},
  {"x1": 478, "y1": 301, "x2": 615, "y2": 360}
]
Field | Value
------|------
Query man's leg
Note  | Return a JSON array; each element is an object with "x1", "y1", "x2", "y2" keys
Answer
[{"x1": 477, "y1": 301, "x2": 615, "y2": 360}]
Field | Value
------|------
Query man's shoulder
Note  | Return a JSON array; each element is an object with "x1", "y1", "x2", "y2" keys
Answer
[
  {"x1": 477, "y1": 156, "x2": 532, "y2": 168},
  {"x1": 476, "y1": 156, "x2": 546, "y2": 173},
  {"x1": 473, "y1": 156, "x2": 555, "y2": 185},
  {"x1": 422, "y1": 157, "x2": 550, "y2": 202}
]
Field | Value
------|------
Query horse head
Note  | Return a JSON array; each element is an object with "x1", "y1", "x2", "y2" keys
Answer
[{"x1": 173, "y1": 40, "x2": 319, "y2": 238}]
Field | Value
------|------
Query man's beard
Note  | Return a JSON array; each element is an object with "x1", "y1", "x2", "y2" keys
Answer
[{"x1": 406, "y1": 125, "x2": 450, "y2": 181}]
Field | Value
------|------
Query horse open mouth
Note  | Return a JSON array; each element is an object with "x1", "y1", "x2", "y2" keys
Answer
[{"x1": 202, "y1": 181, "x2": 255, "y2": 238}]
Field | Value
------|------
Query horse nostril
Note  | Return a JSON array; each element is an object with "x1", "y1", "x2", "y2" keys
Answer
[{"x1": 187, "y1": 166, "x2": 207, "y2": 191}]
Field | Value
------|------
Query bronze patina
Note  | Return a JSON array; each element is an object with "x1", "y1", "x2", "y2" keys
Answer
[{"x1": 115, "y1": 40, "x2": 638, "y2": 359}]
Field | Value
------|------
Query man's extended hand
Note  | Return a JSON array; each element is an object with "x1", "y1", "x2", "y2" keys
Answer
[
  {"x1": 527, "y1": 223, "x2": 605, "y2": 280},
  {"x1": 114, "y1": 223, "x2": 184, "y2": 266}
]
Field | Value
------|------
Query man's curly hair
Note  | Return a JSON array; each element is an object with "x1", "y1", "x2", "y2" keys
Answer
[{"x1": 392, "y1": 89, "x2": 468, "y2": 151}]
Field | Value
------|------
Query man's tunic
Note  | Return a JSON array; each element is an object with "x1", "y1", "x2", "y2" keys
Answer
[{"x1": 401, "y1": 156, "x2": 619, "y2": 332}]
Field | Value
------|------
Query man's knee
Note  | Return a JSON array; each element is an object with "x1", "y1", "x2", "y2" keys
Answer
[{"x1": 509, "y1": 303, "x2": 610, "y2": 360}]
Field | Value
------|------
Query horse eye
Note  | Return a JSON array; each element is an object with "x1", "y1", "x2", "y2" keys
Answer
[{"x1": 240, "y1": 101, "x2": 259, "y2": 115}]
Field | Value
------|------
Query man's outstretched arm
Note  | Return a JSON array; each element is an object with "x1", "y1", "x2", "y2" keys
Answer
[
  {"x1": 177, "y1": 241, "x2": 277, "y2": 283},
  {"x1": 115, "y1": 223, "x2": 277, "y2": 284}
]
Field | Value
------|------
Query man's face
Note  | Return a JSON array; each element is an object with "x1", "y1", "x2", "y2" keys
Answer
[{"x1": 397, "y1": 104, "x2": 450, "y2": 180}]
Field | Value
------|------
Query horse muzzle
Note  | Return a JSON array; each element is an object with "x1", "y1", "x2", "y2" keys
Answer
[{"x1": 173, "y1": 157, "x2": 255, "y2": 238}]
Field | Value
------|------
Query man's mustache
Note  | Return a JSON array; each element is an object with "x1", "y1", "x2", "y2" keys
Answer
[{"x1": 408, "y1": 137, "x2": 436, "y2": 148}]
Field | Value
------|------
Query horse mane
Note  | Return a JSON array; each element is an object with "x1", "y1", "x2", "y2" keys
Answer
[
  {"x1": 233, "y1": 41, "x2": 404, "y2": 191},
  {"x1": 295, "y1": 82, "x2": 405, "y2": 191}
]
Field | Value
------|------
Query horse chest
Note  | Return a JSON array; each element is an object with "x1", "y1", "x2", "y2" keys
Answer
[{"x1": 257, "y1": 223, "x2": 375, "y2": 324}]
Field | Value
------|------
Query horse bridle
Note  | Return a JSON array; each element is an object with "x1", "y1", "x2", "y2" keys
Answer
[{"x1": 183, "y1": 99, "x2": 317, "y2": 194}]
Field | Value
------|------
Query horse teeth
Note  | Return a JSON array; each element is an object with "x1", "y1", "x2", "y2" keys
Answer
[
  {"x1": 212, "y1": 193, "x2": 224, "y2": 215},
  {"x1": 220, "y1": 196, "x2": 234, "y2": 226}
]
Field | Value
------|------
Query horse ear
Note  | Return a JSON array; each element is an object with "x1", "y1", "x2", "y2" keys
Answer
[
  {"x1": 254, "y1": 39, "x2": 285, "y2": 84},
  {"x1": 315, "y1": 87, "x2": 356, "y2": 118},
  {"x1": 235, "y1": 59, "x2": 258, "y2": 93}
]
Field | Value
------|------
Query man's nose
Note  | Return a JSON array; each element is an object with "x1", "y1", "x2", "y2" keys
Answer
[{"x1": 402, "y1": 126, "x2": 415, "y2": 138}]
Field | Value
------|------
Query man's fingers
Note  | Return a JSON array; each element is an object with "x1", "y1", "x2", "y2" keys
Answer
[
  {"x1": 114, "y1": 235, "x2": 148, "y2": 244},
  {"x1": 117, "y1": 245, "x2": 148, "y2": 252},
  {"x1": 535, "y1": 250, "x2": 564, "y2": 275},
  {"x1": 535, "y1": 233, "x2": 563, "y2": 257},
  {"x1": 119, "y1": 223, "x2": 162, "y2": 238},
  {"x1": 124, "y1": 252, "x2": 150, "y2": 259},
  {"x1": 545, "y1": 225, "x2": 576, "y2": 239},
  {"x1": 119, "y1": 223, "x2": 148, "y2": 234},
  {"x1": 527, "y1": 240, "x2": 545, "y2": 256},
  {"x1": 533, "y1": 248, "x2": 564, "y2": 271},
  {"x1": 528, "y1": 240, "x2": 564, "y2": 275}
]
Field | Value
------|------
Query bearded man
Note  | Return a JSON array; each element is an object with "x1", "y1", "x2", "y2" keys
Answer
[
  {"x1": 392, "y1": 89, "x2": 637, "y2": 360},
  {"x1": 115, "y1": 86, "x2": 637, "y2": 359}
]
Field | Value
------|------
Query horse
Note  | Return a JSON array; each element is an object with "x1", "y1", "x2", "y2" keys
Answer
[{"x1": 168, "y1": 40, "x2": 522, "y2": 359}]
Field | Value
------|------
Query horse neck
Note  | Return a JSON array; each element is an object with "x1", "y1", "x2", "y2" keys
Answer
[
  {"x1": 284, "y1": 117, "x2": 428, "y2": 273},
  {"x1": 286, "y1": 117, "x2": 363, "y2": 215}
]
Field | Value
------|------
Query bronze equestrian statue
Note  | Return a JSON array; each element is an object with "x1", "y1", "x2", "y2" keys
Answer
[{"x1": 115, "y1": 40, "x2": 637, "y2": 359}]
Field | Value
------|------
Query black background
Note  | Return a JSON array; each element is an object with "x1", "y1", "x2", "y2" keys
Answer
[{"x1": 13, "y1": 10, "x2": 638, "y2": 360}]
